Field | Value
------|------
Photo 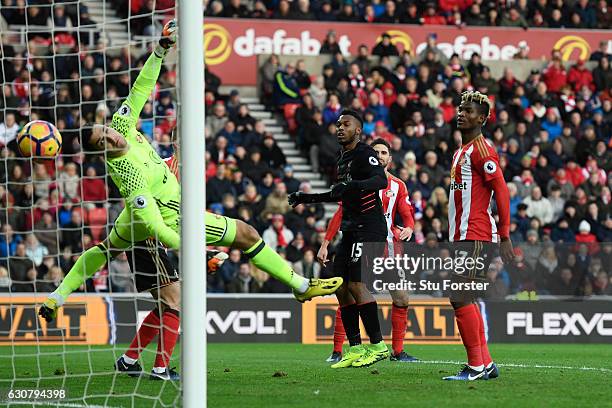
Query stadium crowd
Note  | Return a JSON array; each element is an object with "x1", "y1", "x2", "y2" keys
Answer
[
  {"x1": 0, "y1": 5, "x2": 178, "y2": 294},
  {"x1": 1, "y1": 4, "x2": 610, "y2": 298},
  {"x1": 204, "y1": 32, "x2": 611, "y2": 297},
  {"x1": 204, "y1": 0, "x2": 611, "y2": 29}
]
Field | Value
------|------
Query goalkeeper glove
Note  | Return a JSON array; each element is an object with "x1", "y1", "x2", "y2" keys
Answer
[
  {"x1": 38, "y1": 297, "x2": 60, "y2": 323},
  {"x1": 207, "y1": 250, "x2": 228, "y2": 274},
  {"x1": 155, "y1": 19, "x2": 177, "y2": 57}
]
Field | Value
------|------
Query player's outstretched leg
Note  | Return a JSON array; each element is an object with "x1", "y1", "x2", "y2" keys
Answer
[
  {"x1": 326, "y1": 307, "x2": 344, "y2": 363},
  {"x1": 230, "y1": 219, "x2": 342, "y2": 301}
]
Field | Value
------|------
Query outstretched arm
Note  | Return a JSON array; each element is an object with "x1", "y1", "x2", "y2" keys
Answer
[{"x1": 116, "y1": 20, "x2": 177, "y2": 122}]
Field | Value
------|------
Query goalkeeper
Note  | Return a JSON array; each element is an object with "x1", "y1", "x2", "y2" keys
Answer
[
  {"x1": 39, "y1": 20, "x2": 184, "y2": 381},
  {"x1": 40, "y1": 20, "x2": 341, "y2": 378}
]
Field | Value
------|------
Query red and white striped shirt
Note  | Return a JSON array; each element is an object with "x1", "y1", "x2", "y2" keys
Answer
[
  {"x1": 448, "y1": 135, "x2": 510, "y2": 243},
  {"x1": 325, "y1": 174, "x2": 414, "y2": 252},
  {"x1": 163, "y1": 155, "x2": 179, "y2": 179}
]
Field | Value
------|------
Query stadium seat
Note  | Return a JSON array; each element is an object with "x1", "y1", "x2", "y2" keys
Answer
[
  {"x1": 87, "y1": 207, "x2": 108, "y2": 243},
  {"x1": 283, "y1": 103, "x2": 301, "y2": 134}
]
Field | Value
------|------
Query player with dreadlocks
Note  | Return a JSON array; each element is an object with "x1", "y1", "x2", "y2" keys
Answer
[{"x1": 443, "y1": 91, "x2": 515, "y2": 381}]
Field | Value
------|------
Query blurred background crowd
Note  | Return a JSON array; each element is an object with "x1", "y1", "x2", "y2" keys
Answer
[
  {"x1": 0, "y1": 0, "x2": 610, "y2": 299},
  {"x1": 203, "y1": 0, "x2": 611, "y2": 29}
]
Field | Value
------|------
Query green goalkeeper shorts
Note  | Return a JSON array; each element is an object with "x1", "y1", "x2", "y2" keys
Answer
[
  {"x1": 109, "y1": 209, "x2": 236, "y2": 248},
  {"x1": 205, "y1": 212, "x2": 237, "y2": 246}
]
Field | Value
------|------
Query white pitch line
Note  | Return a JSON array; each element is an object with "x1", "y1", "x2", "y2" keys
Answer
[{"x1": 415, "y1": 359, "x2": 612, "y2": 373}]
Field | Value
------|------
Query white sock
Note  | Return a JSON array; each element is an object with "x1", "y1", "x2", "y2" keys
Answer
[
  {"x1": 296, "y1": 278, "x2": 309, "y2": 294},
  {"x1": 152, "y1": 366, "x2": 167, "y2": 374},
  {"x1": 468, "y1": 364, "x2": 484, "y2": 371},
  {"x1": 122, "y1": 354, "x2": 137, "y2": 365},
  {"x1": 486, "y1": 362, "x2": 494, "y2": 369}
]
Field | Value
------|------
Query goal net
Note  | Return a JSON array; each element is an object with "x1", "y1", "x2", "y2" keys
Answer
[{"x1": 0, "y1": 1, "x2": 185, "y2": 406}]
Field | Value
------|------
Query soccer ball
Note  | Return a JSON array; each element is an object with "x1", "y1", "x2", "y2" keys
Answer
[{"x1": 17, "y1": 120, "x2": 62, "y2": 158}]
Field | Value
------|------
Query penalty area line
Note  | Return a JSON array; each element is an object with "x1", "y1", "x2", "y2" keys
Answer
[{"x1": 415, "y1": 359, "x2": 612, "y2": 373}]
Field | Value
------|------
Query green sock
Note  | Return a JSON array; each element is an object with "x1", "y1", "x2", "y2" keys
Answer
[
  {"x1": 244, "y1": 240, "x2": 308, "y2": 292},
  {"x1": 55, "y1": 244, "x2": 109, "y2": 302}
]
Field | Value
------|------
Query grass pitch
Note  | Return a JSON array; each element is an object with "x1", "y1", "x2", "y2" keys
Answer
[{"x1": 0, "y1": 343, "x2": 611, "y2": 407}]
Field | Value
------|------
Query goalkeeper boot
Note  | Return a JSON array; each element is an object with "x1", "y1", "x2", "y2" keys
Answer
[
  {"x1": 331, "y1": 344, "x2": 366, "y2": 369},
  {"x1": 390, "y1": 351, "x2": 419, "y2": 362},
  {"x1": 207, "y1": 250, "x2": 228, "y2": 274},
  {"x1": 352, "y1": 342, "x2": 390, "y2": 368},
  {"x1": 293, "y1": 277, "x2": 343, "y2": 303},
  {"x1": 486, "y1": 362, "x2": 499, "y2": 379},
  {"x1": 325, "y1": 351, "x2": 342, "y2": 363},
  {"x1": 115, "y1": 356, "x2": 143, "y2": 378},
  {"x1": 150, "y1": 367, "x2": 180, "y2": 381},
  {"x1": 443, "y1": 365, "x2": 488, "y2": 381}
]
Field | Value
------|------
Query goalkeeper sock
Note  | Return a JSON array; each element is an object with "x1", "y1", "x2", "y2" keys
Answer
[
  {"x1": 391, "y1": 304, "x2": 408, "y2": 355},
  {"x1": 454, "y1": 304, "x2": 483, "y2": 368},
  {"x1": 154, "y1": 309, "x2": 180, "y2": 369},
  {"x1": 125, "y1": 309, "x2": 160, "y2": 361},
  {"x1": 333, "y1": 307, "x2": 345, "y2": 353},
  {"x1": 54, "y1": 244, "x2": 108, "y2": 302},
  {"x1": 340, "y1": 303, "x2": 361, "y2": 346},
  {"x1": 475, "y1": 304, "x2": 493, "y2": 366},
  {"x1": 357, "y1": 302, "x2": 383, "y2": 344},
  {"x1": 244, "y1": 239, "x2": 308, "y2": 293}
]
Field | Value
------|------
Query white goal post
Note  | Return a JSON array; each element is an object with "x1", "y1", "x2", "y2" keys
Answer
[{"x1": 178, "y1": 1, "x2": 207, "y2": 407}]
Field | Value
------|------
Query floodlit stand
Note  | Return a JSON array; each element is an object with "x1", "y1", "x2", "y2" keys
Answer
[{"x1": 179, "y1": 1, "x2": 206, "y2": 407}]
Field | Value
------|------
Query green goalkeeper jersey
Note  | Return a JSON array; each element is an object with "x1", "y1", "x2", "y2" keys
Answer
[{"x1": 106, "y1": 51, "x2": 181, "y2": 249}]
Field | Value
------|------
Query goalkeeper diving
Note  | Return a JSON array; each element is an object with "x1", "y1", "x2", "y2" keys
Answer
[{"x1": 38, "y1": 21, "x2": 341, "y2": 377}]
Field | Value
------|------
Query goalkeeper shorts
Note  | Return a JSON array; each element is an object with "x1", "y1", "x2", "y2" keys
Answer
[
  {"x1": 128, "y1": 239, "x2": 179, "y2": 292},
  {"x1": 205, "y1": 212, "x2": 237, "y2": 246}
]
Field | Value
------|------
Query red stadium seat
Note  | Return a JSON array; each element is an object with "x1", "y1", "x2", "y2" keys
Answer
[
  {"x1": 87, "y1": 207, "x2": 107, "y2": 243},
  {"x1": 283, "y1": 103, "x2": 301, "y2": 134}
]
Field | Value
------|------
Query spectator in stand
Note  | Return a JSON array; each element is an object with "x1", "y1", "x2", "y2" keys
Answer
[
  {"x1": 500, "y1": 6, "x2": 528, "y2": 27},
  {"x1": 592, "y1": 57, "x2": 611, "y2": 92},
  {"x1": 80, "y1": 166, "x2": 107, "y2": 208},
  {"x1": 24, "y1": 233, "x2": 48, "y2": 268},
  {"x1": 464, "y1": 3, "x2": 487, "y2": 26},
  {"x1": 262, "y1": 214, "x2": 294, "y2": 250},
  {"x1": 422, "y1": 3, "x2": 447, "y2": 25},
  {"x1": 273, "y1": 63, "x2": 301, "y2": 106},
  {"x1": 568, "y1": 59, "x2": 595, "y2": 92},
  {"x1": 375, "y1": 1, "x2": 398, "y2": 23},
  {"x1": 282, "y1": 165, "x2": 301, "y2": 194},
  {"x1": 260, "y1": 134, "x2": 287, "y2": 172},
  {"x1": 0, "y1": 113, "x2": 19, "y2": 148},
  {"x1": 262, "y1": 183, "x2": 290, "y2": 219},
  {"x1": 320, "y1": 30, "x2": 342, "y2": 55},
  {"x1": 523, "y1": 186, "x2": 554, "y2": 226},
  {"x1": 207, "y1": 165, "x2": 235, "y2": 206},
  {"x1": 226, "y1": 263, "x2": 261, "y2": 293},
  {"x1": 322, "y1": 93, "x2": 343, "y2": 125},
  {"x1": 542, "y1": 57, "x2": 568, "y2": 94},
  {"x1": 206, "y1": 102, "x2": 228, "y2": 141},
  {"x1": 372, "y1": 32, "x2": 399, "y2": 57},
  {"x1": 223, "y1": 0, "x2": 249, "y2": 17}
]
